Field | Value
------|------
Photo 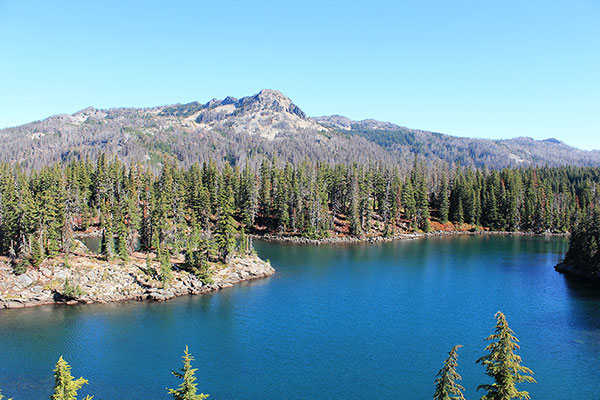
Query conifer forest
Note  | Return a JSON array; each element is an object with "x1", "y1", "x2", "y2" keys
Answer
[{"x1": 1, "y1": 154, "x2": 599, "y2": 273}]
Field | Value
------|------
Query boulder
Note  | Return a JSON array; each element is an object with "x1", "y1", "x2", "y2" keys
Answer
[{"x1": 16, "y1": 274, "x2": 33, "y2": 288}]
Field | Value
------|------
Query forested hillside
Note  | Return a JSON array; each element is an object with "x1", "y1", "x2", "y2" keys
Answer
[
  {"x1": 1, "y1": 89, "x2": 599, "y2": 170},
  {"x1": 1, "y1": 154, "x2": 599, "y2": 276}
]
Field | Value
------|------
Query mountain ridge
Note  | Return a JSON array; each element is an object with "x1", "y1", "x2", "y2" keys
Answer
[{"x1": 1, "y1": 89, "x2": 598, "y2": 170}]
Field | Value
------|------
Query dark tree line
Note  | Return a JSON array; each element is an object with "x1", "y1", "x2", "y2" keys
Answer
[
  {"x1": 0, "y1": 154, "x2": 599, "y2": 273},
  {"x1": 559, "y1": 205, "x2": 600, "y2": 279}
]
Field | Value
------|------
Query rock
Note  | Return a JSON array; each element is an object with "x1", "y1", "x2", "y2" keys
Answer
[
  {"x1": 40, "y1": 267, "x2": 52, "y2": 278},
  {"x1": 4, "y1": 301, "x2": 25, "y2": 309},
  {"x1": 54, "y1": 270, "x2": 67, "y2": 280},
  {"x1": 16, "y1": 274, "x2": 33, "y2": 288},
  {"x1": 71, "y1": 239, "x2": 90, "y2": 254}
]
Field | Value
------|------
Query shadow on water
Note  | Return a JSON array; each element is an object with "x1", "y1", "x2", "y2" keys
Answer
[{"x1": 563, "y1": 275, "x2": 600, "y2": 301}]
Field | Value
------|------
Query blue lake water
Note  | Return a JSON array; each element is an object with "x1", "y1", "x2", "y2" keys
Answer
[{"x1": 0, "y1": 235, "x2": 599, "y2": 399}]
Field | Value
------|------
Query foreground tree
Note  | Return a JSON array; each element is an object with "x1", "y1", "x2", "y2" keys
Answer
[
  {"x1": 167, "y1": 346, "x2": 209, "y2": 400},
  {"x1": 476, "y1": 312, "x2": 536, "y2": 400},
  {"x1": 51, "y1": 356, "x2": 93, "y2": 400},
  {"x1": 0, "y1": 389, "x2": 12, "y2": 400},
  {"x1": 434, "y1": 345, "x2": 467, "y2": 400}
]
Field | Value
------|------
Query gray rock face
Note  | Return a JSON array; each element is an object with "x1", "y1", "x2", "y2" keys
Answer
[
  {"x1": 191, "y1": 89, "x2": 326, "y2": 140},
  {"x1": 16, "y1": 273, "x2": 33, "y2": 288}
]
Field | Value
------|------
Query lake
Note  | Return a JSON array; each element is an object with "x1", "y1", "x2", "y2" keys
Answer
[{"x1": 0, "y1": 235, "x2": 598, "y2": 399}]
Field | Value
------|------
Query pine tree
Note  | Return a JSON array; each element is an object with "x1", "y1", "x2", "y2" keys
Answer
[
  {"x1": 457, "y1": 199, "x2": 464, "y2": 225},
  {"x1": 402, "y1": 179, "x2": 417, "y2": 223},
  {"x1": 115, "y1": 218, "x2": 129, "y2": 261},
  {"x1": 215, "y1": 177, "x2": 236, "y2": 262},
  {"x1": 238, "y1": 227, "x2": 249, "y2": 255},
  {"x1": 167, "y1": 346, "x2": 209, "y2": 400},
  {"x1": 100, "y1": 224, "x2": 113, "y2": 261},
  {"x1": 30, "y1": 234, "x2": 44, "y2": 268},
  {"x1": 476, "y1": 311, "x2": 536, "y2": 400},
  {"x1": 159, "y1": 244, "x2": 173, "y2": 285},
  {"x1": 434, "y1": 345, "x2": 466, "y2": 400},
  {"x1": 0, "y1": 389, "x2": 13, "y2": 400},
  {"x1": 439, "y1": 177, "x2": 450, "y2": 224},
  {"x1": 51, "y1": 356, "x2": 92, "y2": 400}
]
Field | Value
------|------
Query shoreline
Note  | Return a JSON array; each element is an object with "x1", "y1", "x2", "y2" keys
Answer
[
  {"x1": 1, "y1": 230, "x2": 569, "y2": 310},
  {"x1": 252, "y1": 229, "x2": 568, "y2": 245},
  {"x1": 555, "y1": 261, "x2": 600, "y2": 283},
  {"x1": 0, "y1": 252, "x2": 275, "y2": 310}
]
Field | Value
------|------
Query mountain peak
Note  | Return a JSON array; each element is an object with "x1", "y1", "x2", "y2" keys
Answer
[
  {"x1": 257, "y1": 88, "x2": 286, "y2": 99},
  {"x1": 237, "y1": 89, "x2": 306, "y2": 119},
  {"x1": 184, "y1": 89, "x2": 322, "y2": 139}
]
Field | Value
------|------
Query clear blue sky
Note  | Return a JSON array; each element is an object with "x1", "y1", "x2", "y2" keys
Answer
[{"x1": 1, "y1": 0, "x2": 598, "y2": 149}]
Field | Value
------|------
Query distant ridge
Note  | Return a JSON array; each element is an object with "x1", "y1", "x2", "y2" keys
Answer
[{"x1": 1, "y1": 89, "x2": 599, "y2": 170}]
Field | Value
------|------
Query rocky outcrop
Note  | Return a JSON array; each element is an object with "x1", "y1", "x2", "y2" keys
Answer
[
  {"x1": 0, "y1": 253, "x2": 274, "y2": 310},
  {"x1": 191, "y1": 89, "x2": 328, "y2": 140}
]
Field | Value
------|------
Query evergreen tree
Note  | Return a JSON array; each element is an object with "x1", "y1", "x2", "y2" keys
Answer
[
  {"x1": 348, "y1": 166, "x2": 362, "y2": 237},
  {"x1": 238, "y1": 227, "x2": 249, "y2": 255},
  {"x1": 51, "y1": 356, "x2": 92, "y2": 400},
  {"x1": 476, "y1": 312, "x2": 536, "y2": 400},
  {"x1": 434, "y1": 345, "x2": 466, "y2": 400},
  {"x1": 457, "y1": 199, "x2": 464, "y2": 225},
  {"x1": 439, "y1": 177, "x2": 450, "y2": 224},
  {"x1": 159, "y1": 244, "x2": 173, "y2": 285},
  {"x1": 167, "y1": 346, "x2": 209, "y2": 400},
  {"x1": 100, "y1": 224, "x2": 113, "y2": 261},
  {"x1": 115, "y1": 208, "x2": 129, "y2": 261},
  {"x1": 402, "y1": 179, "x2": 417, "y2": 224},
  {"x1": 30, "y1": 234, "x2": 44, "y2": 268},
  {"x1": 215, "y1": 177, "x2": 237, "y2": 262}
]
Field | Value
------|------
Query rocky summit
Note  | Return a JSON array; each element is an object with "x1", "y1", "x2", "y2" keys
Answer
[{"x1": 161, "y1": 89, "x2": 326, "y2": 140}]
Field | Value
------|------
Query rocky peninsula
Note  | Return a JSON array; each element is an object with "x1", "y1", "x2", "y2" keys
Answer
[{"x1": 0, "y1": 250, "x2": 275, "y2": 310}]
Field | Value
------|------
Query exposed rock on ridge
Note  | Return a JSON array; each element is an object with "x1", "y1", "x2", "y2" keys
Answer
[{"x1": 162, "y1": 89, "x2": 326, "y2": 140}]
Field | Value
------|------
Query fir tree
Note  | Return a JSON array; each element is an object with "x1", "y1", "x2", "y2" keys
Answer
[
  {"x1": 215, "y1": 177, "x2": 236, "y2": 262},
  {"x1": 167, "y1": 346, "x2": 209, "y2": 400},
  {"x1": 115, "y1": 220, "x2": 129, "y2": 261},
  {"x1": 439, "y1": 177, "x2": 450, "y2": 224},
  {"x1": 238, "y1": 227, "x2": 249, "y2": 255},
  {"x1": 51, "y1": 356, "x2": 92, "y2": 400},
  {"x1": 30, "y1": 234, "x2": 44, "y2": 268},
  {"x1": 100, "y1": 224, "x2": 113, "y2": 261},
  {"x1": 159, "y1": 245, "x2": 173, "y2": 285},
  {"x1": 476, "y1": 311, "x2": 536, "y2": 400},
  {"x1": 434, "y1": 345, "x2": 466, "y2": 400},
  {"x1": 402, "y1": 179, "x2": 417, "y2": 222}
]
